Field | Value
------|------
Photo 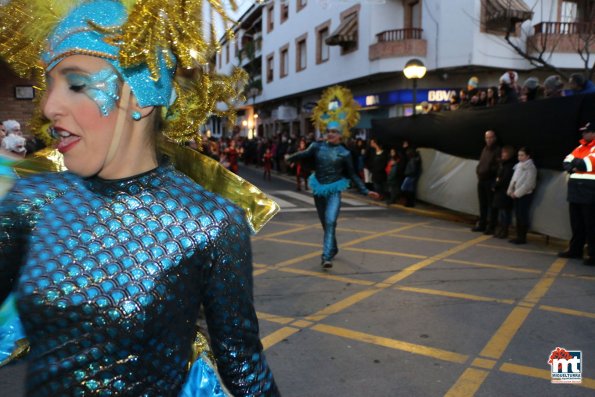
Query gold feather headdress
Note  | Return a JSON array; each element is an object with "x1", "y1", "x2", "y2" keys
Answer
[
  {"x1": 311, "y1": 85, "x2": 360, "y2": 137},
  {"x1": 0, "y1": 0, "x2": 247, "y2": 145}
]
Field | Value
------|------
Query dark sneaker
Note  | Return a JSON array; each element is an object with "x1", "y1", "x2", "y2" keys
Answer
[
  {"x1": 483, "y1": 228, "x2": 495, "y2": 235},
  {"x1": 557, "y1": 251, "x2": 583, "y2": 259},
  {"x1": 322, "y1": 260, "x2": 333, "y2": 269},
  {"x1": 584, "y1": 257, "x2": 595, "y2": 266},
  {"x1": 471, "y1": 225, "x2": 486, "y2": 232}
]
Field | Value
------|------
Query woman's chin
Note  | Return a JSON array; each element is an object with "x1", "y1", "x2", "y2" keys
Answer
[{"x1": 63, "y1": 157, "x2": 100, "y2": 177}]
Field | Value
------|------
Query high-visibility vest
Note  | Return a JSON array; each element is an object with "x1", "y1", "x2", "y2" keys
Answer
[{"x1": 564, "y1": 139, "x2": 595, "y2": 181}]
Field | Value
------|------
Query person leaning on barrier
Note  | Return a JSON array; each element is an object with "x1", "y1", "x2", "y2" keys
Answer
[{"x1": 558, "y1": 121, "x2": 595, "y2": 266}]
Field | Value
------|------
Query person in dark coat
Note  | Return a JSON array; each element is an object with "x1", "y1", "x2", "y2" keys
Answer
[
  {"x1": 473, "y1": 130, "x2": 501, "y2": 233},
  {"x1": 401, "y1": 147, "x2": 422, "y2": 207},
  {"x1": 492, "y1": 145, "x2": 516, "y2": 238}
]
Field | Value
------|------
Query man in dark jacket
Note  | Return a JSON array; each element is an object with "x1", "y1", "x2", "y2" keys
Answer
[
  {"x1": 369, "y1": 137, "x2": 389, "y2": 199},
  {"x1": 473, "y1": 130, "x2": 501, "y2": 233},
  {"x1": 558, "y1": 121, "x2": 595, "y2": 266}
]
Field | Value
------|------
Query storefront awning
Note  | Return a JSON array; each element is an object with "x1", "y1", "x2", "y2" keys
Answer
[
  {"x1": 485, "y1": 0, "x2": 533, "y2": 30},
  {"x1": 325, "y1": 14, "x2": 357, "y2": 46}
]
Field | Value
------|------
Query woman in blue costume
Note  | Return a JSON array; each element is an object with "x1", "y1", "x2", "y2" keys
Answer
[
  {"x1": 0, "y1": 1, "x2": 280, "y2": 395},
  {"x1": 287, "y1": 86, "x2": 379, "y2": 269}
]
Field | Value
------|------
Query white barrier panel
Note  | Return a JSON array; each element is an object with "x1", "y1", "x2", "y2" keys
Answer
[{"x1": 416, "y1": 148, "x2": 571, "y2": 240}]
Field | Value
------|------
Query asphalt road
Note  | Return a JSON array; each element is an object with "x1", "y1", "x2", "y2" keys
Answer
[{"x1": 2, "y1": 164, "x2": 594, "y2": 396}]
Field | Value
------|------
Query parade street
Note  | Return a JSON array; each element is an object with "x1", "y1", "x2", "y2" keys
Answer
[{"x1": 2, "y1": 165, "x2": 595, "y2": 397}]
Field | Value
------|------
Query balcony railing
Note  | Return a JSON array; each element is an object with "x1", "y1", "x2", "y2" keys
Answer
[
  {"x1": 376, "y1": 28, "x2": 423, "y2": 42},
  {"x1": 533, "y1": 21, "x2": 595, "y2": 35}
]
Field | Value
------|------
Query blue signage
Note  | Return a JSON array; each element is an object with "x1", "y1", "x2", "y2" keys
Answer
[{"x1": 354, "y1": 88, "x2": 460, "y2": 107}]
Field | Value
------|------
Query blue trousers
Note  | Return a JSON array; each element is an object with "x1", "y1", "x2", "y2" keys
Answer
[{"x1": 314, "y1": 192, "x2": 341, "y2": 261}]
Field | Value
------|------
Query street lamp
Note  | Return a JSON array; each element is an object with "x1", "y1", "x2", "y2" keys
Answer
[{"x1": 403, "y1": 58, "x2": 426, "y2": 116}]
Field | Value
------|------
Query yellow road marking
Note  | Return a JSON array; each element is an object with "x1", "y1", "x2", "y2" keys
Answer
[
  {"x1": 561, "y1": 273, "x2": 595, "y2": 282},
  {"x1": 395, "y1": 286, "x2": 516, "y2": 305},
  {"x1": 476, "y1": 243, "x2": 554, "y2": 256},
  {"x1": 274, "y1": 251, "x2": 322, "y2": 268},
  {"x1": 263, "y1": 238, "x2": 320, "y2": 247},
  {"x1": 305, "y1": 289, "x2": 381, "y2": 322},
  {"x1": 267, "y1": 220, "x2": 308, "y2": 227},
  {"x1": 261, "y1": 327, "x2": 300, "y2": 350},
  {"x1": 253, "y1": 269, "x2": 269, "y2": 276},
  {"x1": 312, "y1": 324, "x2": 468, "y2": 364},
  {"x1": 336, "y1": 227, "x2": 377, "y2": 234},
  {"x1": 444, "y1": 368, "x2": 490, "y2": 397},
  {"x1": 539, "y1": 305, "x2": 595, "y2": 319},
  {"x1": 256, "y1": 312, "x2": 295, "y2": 325},
  {"x1": 253, "y1": 263, "x2": 268, "y2": 268},
  {"x1": 341, "y1": 222, "x2": 429, "y2": 247},
  {"x1": 279, "y1": 267, "x2": 375, "y2": 286},
  {"x1": 291, "y1": 320, "x2": 313, "y2": 328},
  {"x1": 252, "y1": 224, "x2": 317, "y2": 241},
  {"x1": 500, "y1": 363, "x2": 595, "y2": 389},
  {"x1": 422, "y1": 224, "x2": 471, "y2": 233},
  {"x1": 479, "y1": 306, "x2": 532, "y2": 359},
  {"x1": 523, "y1": 258, "x2": 565, "y2": 304},
  {"x1": 389, "y1": 233, "x2": 464, "y2": 244},
  {"x1": 444, "y1": 258, "x2": 542, "y2": 274},
  {"x1": 343, "y1": 247, "x2": 427, "y2": 259},
  {"x1": 382, "y1": 235, "x2": 491, "y2": 285},
  {"x1": 471, "y1": 358, "x2": 496, "y2": 370}
]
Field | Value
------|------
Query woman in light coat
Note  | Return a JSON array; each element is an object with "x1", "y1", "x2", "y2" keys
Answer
[{"x1": 507, "y1": 147, "x2": 538, "y2": 244}]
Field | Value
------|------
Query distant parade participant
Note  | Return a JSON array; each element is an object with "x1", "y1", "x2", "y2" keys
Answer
[
  {"x1": 559, "y1": 121, "x2": 595, "y2": 266},
  {"x1": 287, "y1": 86, "x2": 379, "y2": 269}
]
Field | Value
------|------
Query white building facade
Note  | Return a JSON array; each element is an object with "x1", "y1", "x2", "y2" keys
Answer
[{"x1": 214, "y1": 0, "x2": 594, "y2": 139}]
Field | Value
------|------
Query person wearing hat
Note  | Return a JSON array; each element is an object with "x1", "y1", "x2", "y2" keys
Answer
[
  {"x1": 558, "y1": 121, "x2": 595, "y2": 266},
  {"x1": 287, "y1": 86, "x2": 379, "y2": 269},
  {"x1": 0, "y1": 1, "x2": 279, "y2": 395}
]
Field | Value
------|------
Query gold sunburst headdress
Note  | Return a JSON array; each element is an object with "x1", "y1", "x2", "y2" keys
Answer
[
  {"x1": 0, "y1": 0, "x2": 247, "y2": 145},
  {"x1": 311, "y1": 85, "x2": 360, "y2": 137}
]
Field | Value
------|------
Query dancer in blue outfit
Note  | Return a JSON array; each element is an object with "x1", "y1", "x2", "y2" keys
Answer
[
  {"x1": 0, "y1": 1, "x2": 279, "y2": 396},
  {"x1": 287, "y1": 86, "x2": 379, "y2": 268}
]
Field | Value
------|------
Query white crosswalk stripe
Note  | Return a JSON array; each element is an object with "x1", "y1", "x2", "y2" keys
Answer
[{"x1": 267, "y1": 190, "x2": 381, "y2": 212}]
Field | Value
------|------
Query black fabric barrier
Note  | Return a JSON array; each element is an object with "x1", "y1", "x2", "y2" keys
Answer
[{"x1": 370, "y1": 93, "x2": 595, "y2": 170}]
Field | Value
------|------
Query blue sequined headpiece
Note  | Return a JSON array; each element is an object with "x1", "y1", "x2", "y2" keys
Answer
[{"x1": 41, "y1": 0, "x2": 175, "y2": 108}]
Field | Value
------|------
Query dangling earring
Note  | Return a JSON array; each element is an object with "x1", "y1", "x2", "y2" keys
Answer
[{"x1": 131, "y1": 111, "x2": 142, "y2": 121}]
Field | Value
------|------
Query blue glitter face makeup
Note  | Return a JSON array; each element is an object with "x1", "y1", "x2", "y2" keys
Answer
[{"x1": 65, "y1": 68, "x2": 121, "y2": 116}]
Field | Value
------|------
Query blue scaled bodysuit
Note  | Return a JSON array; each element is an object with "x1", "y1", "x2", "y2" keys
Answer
[
  {"x1": 287, "y1": 142, "x2": 369, "y2": 262},
  {"x1": 0, "y1": 164, "x2": 279, "y2": 396}
]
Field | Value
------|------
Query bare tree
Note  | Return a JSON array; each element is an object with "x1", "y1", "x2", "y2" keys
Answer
[{"x1": 485, "y1": 0, "x2": 595, "y2": 80}]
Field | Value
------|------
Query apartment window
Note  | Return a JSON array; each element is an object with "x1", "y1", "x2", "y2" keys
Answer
[
  {"x1": 296, "y1": 34, "x2": 307, "y2": 72},
  {"x1": 225, "y1": 43, "x2": 229, "y2": 64},
  {"x1": 280, "y1": 44, "x2": 289, "y2": 78},
  {"x1": 297, "y1": 0, "x2": 307, "y2": 12},
  {"x1": 266, "y1": 53, "x2": 274, "y2": 82},
  {"x1": 316, "y1": 21, "x2": 331, "y2": 64},
  {"x1": 405, "y1": 0, "x2": 422, "y2": 29},
  {"x1": 217, "y1": 51, "x2": 221, "y2": 68},
  {"x1": 280, "y1": 3, "x2": 289, "y2": 23},
  {"x1": 267, "y1": 4, "x2": 274, "y2": 33}
]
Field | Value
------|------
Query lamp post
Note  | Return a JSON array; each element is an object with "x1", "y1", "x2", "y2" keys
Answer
[{"x1": 403, "y1": 58, "x2": 426, "y2": 116}]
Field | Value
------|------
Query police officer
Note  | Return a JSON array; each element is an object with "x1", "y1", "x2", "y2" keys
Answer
[{"x1": 558, "y1": 121, "x2": 595, "y2": 266}]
